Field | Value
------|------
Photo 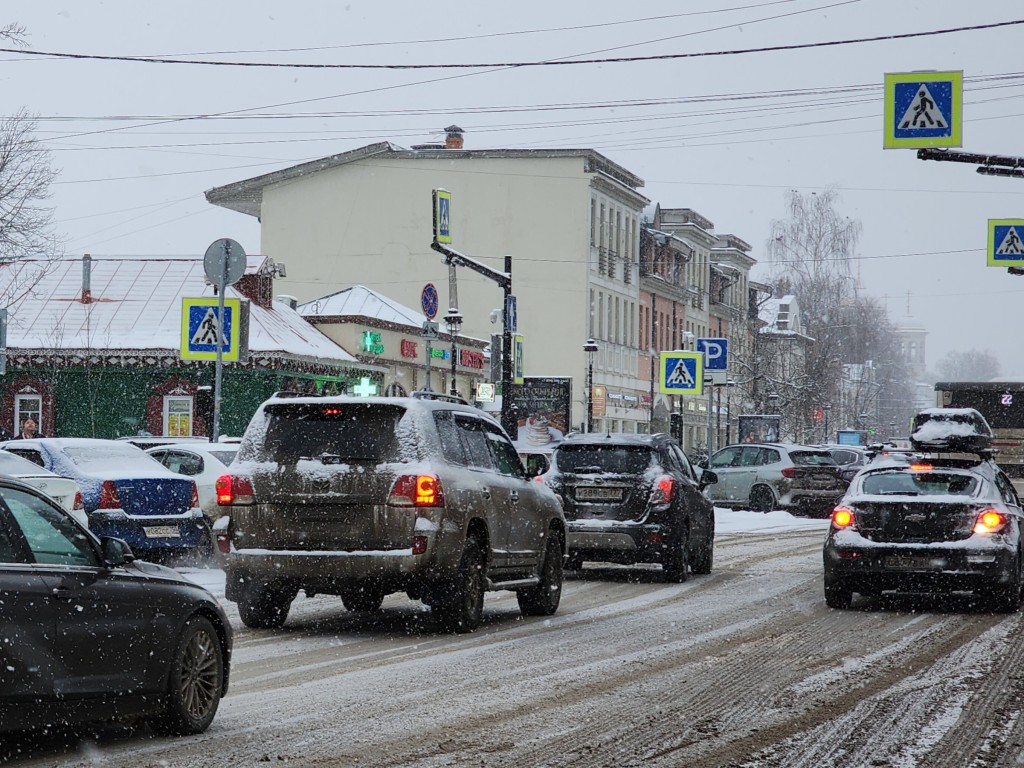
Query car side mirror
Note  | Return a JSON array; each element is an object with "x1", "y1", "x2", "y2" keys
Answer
[
  {"x1": 699, "y1": 469, "x2": 718, "y2": 488},
  {"x1": 101, "y1": 536, "x2": 135, "y2": 567}
]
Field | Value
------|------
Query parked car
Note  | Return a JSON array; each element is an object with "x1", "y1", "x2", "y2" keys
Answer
[
  {"x1": 146, "y1": 442, "x2": 240, "y2": 520},
  {"x1": 216, "y1": 392, "x2": 566, "y2": 633},
  {"x1": 0, "y1": 476, "x2": 231, "y2": 735},
  {"x1": 0, "y1": 449, "x2": 85, "y2": 527},
  {"x1": 543, "y1": 432, "x2": 717, "y2": 581},
  {"x1": 823, "y1": 437, "x2": 1023, "y2": 611},
  {"x1": 704, "y1": 443, "x2": 846, "y2": 515},
  {"x1": 0, "y1": 438, "x2": 208, "y2": 561},
  {"x1": 819, "y1": 444, "x2": 871, "y2": 484}
]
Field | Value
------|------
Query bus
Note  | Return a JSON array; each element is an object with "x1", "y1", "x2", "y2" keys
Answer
[{"x1": 934, "y1": 381, "x2": 1024, "y2": 490}]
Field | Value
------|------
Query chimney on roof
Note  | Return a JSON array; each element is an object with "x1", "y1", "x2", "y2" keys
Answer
[
  {"x1": 444, "y1": 125, "x2": 465, "y2": 150},
  {"x1": 81, "y1": 254, "x2": 92, "y2": 304}
]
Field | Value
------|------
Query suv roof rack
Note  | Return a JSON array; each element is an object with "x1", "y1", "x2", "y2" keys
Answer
[{"x1": 410, "y1": 390, "x2": 470, "y2": 405}]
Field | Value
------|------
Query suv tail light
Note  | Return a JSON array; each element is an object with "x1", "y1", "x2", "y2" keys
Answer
[
  {"x1": 649, "y1": 475, "x2": 674, "y2": 505},
  {"x1": 216, "y1": 475, "x2": 255, "y2": 506},
  {"x1": 190, "y1": 481, "x2": 200, "y2": 508},
  {"x1": 974, "y1": 508, "x2": 1008, "y2": 535},
  {"x1": 98, "y1": 480, "x2": 121, "y2": 509},
  {"x1": 388, "y1": 475, "x2": 445, "y2": 507},
  {"x1": 73, "y1": 490, "x2": 84, "y2": 511},
  {"x1": 781, "y1": 467, "x2": 798, "y2": 479}
]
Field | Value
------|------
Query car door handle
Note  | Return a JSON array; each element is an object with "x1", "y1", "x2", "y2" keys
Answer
[
  {"x1": 509, "y1": 490, "x2": 519, "y2": 502},
  {"x1": 481, "y1": 487, "x2": 491, "y2": 499},
  {"x1": 51, "y1": 586, "x2": 74, "y2": 599}
]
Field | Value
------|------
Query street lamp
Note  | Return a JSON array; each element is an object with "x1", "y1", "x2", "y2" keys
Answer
[
  {"x1": 443, "y1": 308, "x2": 463, "y2": 397},
  {"x1": 584, "y1": 338, "x2": 599, "y2": 432},
  {"x1": 823, "y1": 404, "x2": 832, "y2": 444}
]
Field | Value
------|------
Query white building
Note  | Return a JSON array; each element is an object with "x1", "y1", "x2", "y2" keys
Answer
[{"x1": 206, "y1": 131, "x2": 652, "y2": 432}]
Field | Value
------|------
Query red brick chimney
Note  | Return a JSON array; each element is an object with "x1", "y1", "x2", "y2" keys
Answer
[{"x1": 444, "y1": 125, "x2": 465, "y2": 150}]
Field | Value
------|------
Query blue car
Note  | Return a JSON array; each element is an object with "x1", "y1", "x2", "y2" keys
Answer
[{"x1": 0, "y1": 437, "x2": 207, "y2": 559}]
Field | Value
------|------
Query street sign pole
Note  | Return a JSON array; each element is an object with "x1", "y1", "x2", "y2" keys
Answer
[{"x1": 203, "y1": 238, "x2": 246, "y2": 442}]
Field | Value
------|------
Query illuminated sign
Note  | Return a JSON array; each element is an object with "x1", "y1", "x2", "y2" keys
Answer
[{"x1": 360, "y1": 330, "x2": 384, "y2": 355}]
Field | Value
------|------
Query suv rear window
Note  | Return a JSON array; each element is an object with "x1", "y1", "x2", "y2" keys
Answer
[
  {"x1": 251, "y1": 403, "x2": 407, "y2": 463},
  {"x1": 861, "y1": 470, "x2": 979, "y2": 497},
  {"x1": 555, "y1": 445, "x2": 654, "y2": 475},
  {"x1": 790, "y1": 451, "x2": 835, "y2": 467}
]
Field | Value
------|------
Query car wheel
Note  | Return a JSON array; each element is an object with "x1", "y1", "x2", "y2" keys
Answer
[
  {"x1": 341, "y1": 585, "x2": 386, "y2": 613},
  {"x1": 517, "y1": 535, "x2": 564, "y2": 617},
  {"x1": 565, "y1": 552, "x2": 584, "y2": 571},
  {"x1": 434, "y1": 537, "x2": 485, "y2": 633},
  {"x1": 149, "y1": 616, "x2": 224, "y2": 736},
  {"x1": 663, "y1": 530, "x2": 690, "y2": 583},
  {"x1": 824, "y1": 578, "x2": 853, "y2": 609},
  {"x1": 690, "y1": 532, "x2": 714, "y2": 575},
  {"x1": 750, "y1": 486, "x2": 776, "y2": 513},
  {"x1": 991, "y1": 549, "x2": 1023, "y2": 613},
  {"x1": 237, "y1": 585, "x2": 295, "y2": 629}
]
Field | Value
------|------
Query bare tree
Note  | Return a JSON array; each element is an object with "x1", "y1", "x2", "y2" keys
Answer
[
  {"x1": 0, "y1": 23, "x2": 61, "y2": 262},
  {"x1": 935, "y1": 349, "x2": 1002, "y2": 382}
]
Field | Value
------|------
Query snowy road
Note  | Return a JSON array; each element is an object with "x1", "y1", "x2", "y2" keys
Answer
[{"x1": 7, "y1": 511, "x2": 1024, "y2": 767}]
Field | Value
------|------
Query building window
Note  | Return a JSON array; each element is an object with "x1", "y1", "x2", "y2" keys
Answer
[
  {"x1": 15, "y1": 395, "x2": 41, "y2": 436},
  {"x1": 164, "y1": 396, "x2": 193, "y2": 437}
]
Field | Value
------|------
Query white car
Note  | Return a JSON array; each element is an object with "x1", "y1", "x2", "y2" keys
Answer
[
  {"x1": 0, "y1": 448, "x2": 85, "y2": 526},
  {"x1": 145, "y1": 442, "x2": 240, "y2": 520}
]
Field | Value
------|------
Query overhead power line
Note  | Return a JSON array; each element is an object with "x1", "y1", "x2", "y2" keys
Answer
[{"x1": 3, "y1": 19, "x2": 1021, "y2": 70}]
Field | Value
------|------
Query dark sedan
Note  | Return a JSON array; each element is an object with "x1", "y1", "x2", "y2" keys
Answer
[
  {"x1": 0, "y1": 476, "x2": 231, "y2": 735},
  {"x1": 823, "y1": 452, "x2": 1024, "y2": 611}
]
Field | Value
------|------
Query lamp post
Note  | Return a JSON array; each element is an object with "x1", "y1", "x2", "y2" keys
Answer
[
  {"x1": 823, "y1": 404, "x2": 832, "y2": 444},
  {"x1": 584, "y1": 338, "x2": 599, "y2": 432},
  {"x1": 444, "y1": 309, "x2": 463, "y2": 397},
  {"x1": 889, "y1": 419, "x2": 897, "y2": 439},
  {"x1": 724, "y1": 378, "x2": 736, "y2": 446}
]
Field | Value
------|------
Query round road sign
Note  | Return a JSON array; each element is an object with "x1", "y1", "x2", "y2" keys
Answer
[
  {"x1": 421, "y1": 283, "x2": 439, "y2": 320},
  {"x1": 204, "y1": 238, "x2": 247, "y2": 286}
]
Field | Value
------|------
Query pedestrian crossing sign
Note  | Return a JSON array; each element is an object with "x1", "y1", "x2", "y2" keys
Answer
[
  {"x1": 883, "y1": 71, "x2": 962, "y2": 149},
  {"x1": 988, "y1": 219, "x2": 1024, "y2": 268},
  {"x1": 659, "y1": 351, "x2": 703, "y2": 396},
  {"x1": 181, "y1": 297, "x2": 243, "y2": 361}
]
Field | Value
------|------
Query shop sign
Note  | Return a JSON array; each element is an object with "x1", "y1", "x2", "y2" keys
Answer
[
  {"x1": 361, "y1": 330, "x2": 384, "y2": 355},
  {"x1": 459, "y1": 349, "x2": 485, "y2": 369},
  {"x1": 400, "y1": 339, "x2": 418, "y2": 358}
]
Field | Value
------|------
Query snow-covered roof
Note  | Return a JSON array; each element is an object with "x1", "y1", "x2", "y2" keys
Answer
[
  {"x1": 0, "y1": 255, "x2": 361, "y2": 366},
  {"x1": 298, "y1": 285, "x2": 426, "y2": 327}
]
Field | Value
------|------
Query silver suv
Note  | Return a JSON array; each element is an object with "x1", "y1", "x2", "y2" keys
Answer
[{"x1": 215, "y1": 393, "x2": 566, "y2": 633}]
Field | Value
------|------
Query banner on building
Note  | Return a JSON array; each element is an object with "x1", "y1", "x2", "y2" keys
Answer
[{"x1": 508, "y1": 377, "x2": 571, "y2": 451}]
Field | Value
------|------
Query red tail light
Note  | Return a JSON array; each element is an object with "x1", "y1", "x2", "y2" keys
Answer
[
  {"x1": 190, "y1": 481, "x2": 200, "y2": 508},
  {"x1": 73, "y1": 490, "x2": 84, "y2": 511},
  {"x1": 388, "y1": 475, "x2": 445, "y2": 507},
  {"x1": 974, "y1": 508, "x2": 1008, "y2": 535},
  {"x1": 216, "y1": 474, "x2": 255, "y2": 506},
  {"x1": 98, "y1": 480, "x2": 121, "y2": 509},
  {"x1": 831, "y1": 506, "x2": 854, "y2": 528},
  {"x1": 649, "y1": 475, "x2": 675, "y2": 504},
  {"x1": 781, "y1": 467, "x2": 797, "y2": 479}
]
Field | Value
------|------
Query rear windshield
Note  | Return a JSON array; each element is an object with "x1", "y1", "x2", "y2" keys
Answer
[
  {"x1": 555, "y1": 445, "x2": 654, "y2": 475},
  {"x1": 860, "y1": 470, "x2": 979, "y2": 497},
  {"x1": 252, "y1": 403, "x2": 406, "y2": 463},
  {"x1": 790, "y1": 451, "x2": 836, "y2": 466},
  {"x1": 63, "y1": 444, "x2": 156, "y2": 470}
]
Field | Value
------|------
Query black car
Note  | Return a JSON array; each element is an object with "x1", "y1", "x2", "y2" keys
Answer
[
  {"x1": 823, "y1": 448, "x2": 1024, "y2": 611},
  {"x1": 543, "y1": 432, "x2": 717, "y2": 582},
  {"x1": 820, "y1": 444, "x2": 871, "y2": 484},
  {"x1": 0, "y1": 476, "x2": 232, "y2": 735}
]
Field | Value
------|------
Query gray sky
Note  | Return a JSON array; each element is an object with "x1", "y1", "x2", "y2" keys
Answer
[{"x1": 4, "y1": 1, "x2": 1023, "y2": 374}]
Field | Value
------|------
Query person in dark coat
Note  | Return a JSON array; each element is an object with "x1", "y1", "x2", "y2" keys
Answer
[{"x1": 11, "y1": 419, "x2": 37, "y2": 440}]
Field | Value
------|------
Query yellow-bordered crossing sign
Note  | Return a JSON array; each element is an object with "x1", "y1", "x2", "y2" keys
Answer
[
  {"x1": 181, "y1": 297, "x2": 242, "y2": 361},
  {"x1": 659, "y1": 351, "x2": 703, "y2": 396}
]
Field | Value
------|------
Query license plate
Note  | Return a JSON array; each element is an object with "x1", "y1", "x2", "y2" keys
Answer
[
  {"x1": 143, "y1": 525, "x2": 179, "y2": 538},
  {"x1": 576, "y1": 486, "x2": 623, "y2": 501},
  {"x1": 885, "y1": 554, "x2": 943, "y2": 570}
]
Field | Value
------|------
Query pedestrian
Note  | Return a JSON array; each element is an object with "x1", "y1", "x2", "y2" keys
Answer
[{"x1": 12, "y1": 418, "x2": 37, "y2": 440}]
